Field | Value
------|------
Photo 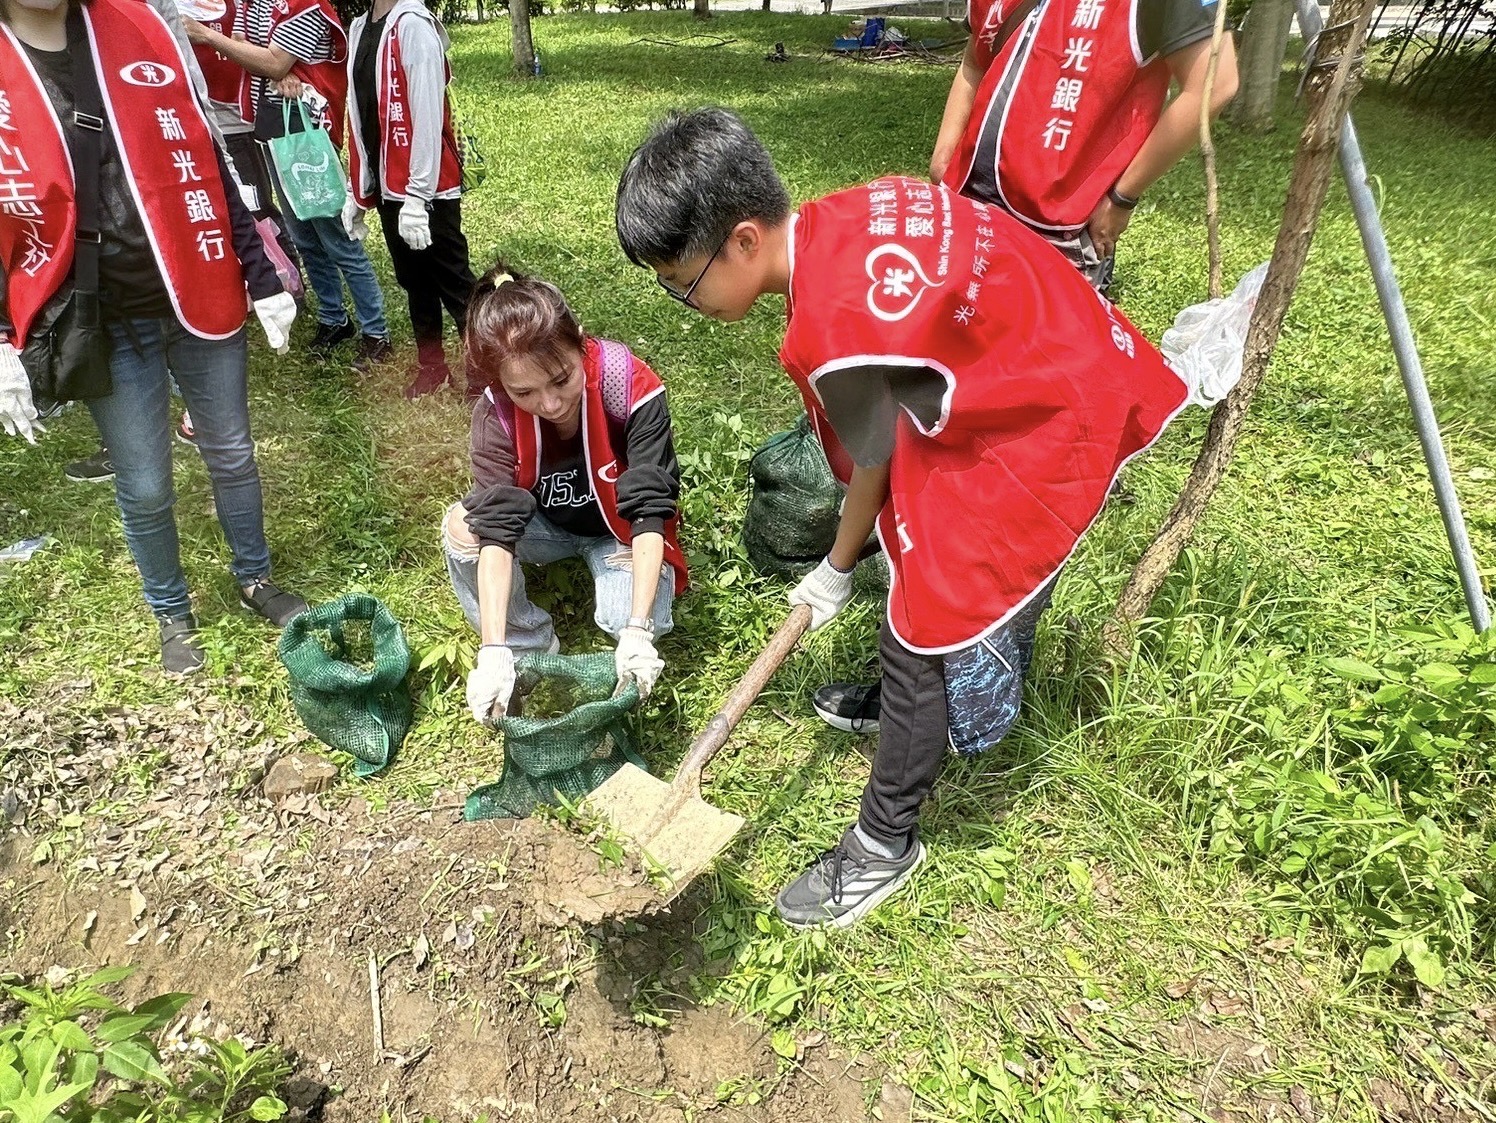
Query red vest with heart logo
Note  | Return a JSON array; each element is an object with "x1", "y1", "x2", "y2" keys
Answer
[
  {"x1": 779, "y1": 179, "x2": 1187, "y2": 653},
  {"x1": 0, "y1": 0, "x2": 247, "y2": 347}
]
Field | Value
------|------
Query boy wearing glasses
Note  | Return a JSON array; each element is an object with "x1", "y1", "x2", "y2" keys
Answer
[{"x1": 616, "y1": 107, "x2": 1192, "y2": 928}]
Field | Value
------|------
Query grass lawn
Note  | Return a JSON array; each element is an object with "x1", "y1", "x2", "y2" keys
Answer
[{"x1": 3, "y1": 11, "x2": 1495, "y2": 1121}]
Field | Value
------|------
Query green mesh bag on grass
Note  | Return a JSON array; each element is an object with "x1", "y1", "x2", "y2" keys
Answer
[
  {"x1": 464, "y1": 652, "x2": 643, "y2": 821},
  {"x1": 277, "y1": 594, "x2": 411, "y2": 777},
  {"x1": 743, "y1": 414, "x2": 890, "y2": 595}
]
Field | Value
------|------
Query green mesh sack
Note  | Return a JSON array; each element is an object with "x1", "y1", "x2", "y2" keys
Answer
[
  {"x1": 277, "y1": 594, "x2": 411, "y2": 777},
  {"x1": 744, "y1": 414, "x2": 890, "y2": 594},
  {"x1": 744, "y1": 414, "x2": 842, "y2": 580},
  {"x1": 465, "y1": 652, "x2": 643, "y2": 821}
]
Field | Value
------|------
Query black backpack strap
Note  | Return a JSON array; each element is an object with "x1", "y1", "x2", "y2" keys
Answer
[{"x1": 65, "y1": 8, "x2": 104, "y2": 311}]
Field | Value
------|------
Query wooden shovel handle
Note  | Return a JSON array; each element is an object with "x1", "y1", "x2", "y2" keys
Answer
[{"x1": 674, "y1": 603, "x2": 812, "y2": 790}]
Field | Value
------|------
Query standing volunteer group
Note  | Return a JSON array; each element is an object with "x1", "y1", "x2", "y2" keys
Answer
[{"x1": 0, "y1": 0, "x2": 1238, "y2": 929}]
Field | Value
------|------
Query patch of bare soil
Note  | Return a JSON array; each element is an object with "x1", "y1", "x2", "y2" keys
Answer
[{"x1": 0, "y1": 691, "x2": 896, "y2": 1122}]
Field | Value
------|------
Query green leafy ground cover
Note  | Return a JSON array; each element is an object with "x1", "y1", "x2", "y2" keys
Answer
[{"x1": 2, "y1": 12, "x2": 1494, "y2": 1121}]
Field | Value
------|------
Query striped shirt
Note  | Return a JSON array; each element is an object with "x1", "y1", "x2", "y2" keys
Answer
[{"x1": 246, "y1": 0, "x2": 335, "y2": 118}]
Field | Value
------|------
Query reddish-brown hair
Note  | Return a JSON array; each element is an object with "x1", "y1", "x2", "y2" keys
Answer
[{"x1": 463, "y1": 262, "x2": 585, "y2": 390}]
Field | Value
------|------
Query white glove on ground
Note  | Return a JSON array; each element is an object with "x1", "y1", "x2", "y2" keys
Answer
[
  {"x1": 789, "y1": 557, "x2": 855, "y2": 632},
  {"x1": 614, "y1": 626, "x2": 664, "y2": 699},
  {"x1": 341, "y1": 197, "x2": 368, "y2": 242},
  {"x1": 467, "y1": 643, "x2": 516, "y2": 724},
  {"x1": 398, "y1": 197, "x2": 431, "y2": 251},
  {"x1": 0, "y1": 343, "x2": 42, "y2": 444},
  {"x1": 253, "y1": 292, "x2": 297, "y2": 355}
]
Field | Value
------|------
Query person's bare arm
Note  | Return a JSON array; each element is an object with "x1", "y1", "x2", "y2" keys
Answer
[
  {"x1": 930, "y1": 39, "x2": 986, "y2": 183},
  {"x1": 828, "y1": 463, "x2": 891, "y2": 572},
  {"x1": 184, "y1": 18, "x2": 296, "y2": 79},
  {"x1": 1086, "y1": 34, "x2": 1240, "y2": 257}
]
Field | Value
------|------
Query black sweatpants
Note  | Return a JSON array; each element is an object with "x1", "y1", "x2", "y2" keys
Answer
[
  {"x1": 858, "y1": 617, "x2": 950, "y2": 849},
  {"x1": 377, "y1": 197, "x2": 476, "y2": 366}
]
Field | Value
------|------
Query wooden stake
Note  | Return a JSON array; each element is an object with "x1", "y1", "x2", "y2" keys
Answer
[
  {"x1": 368, "y1": 949, "x2": 385, "y2": 1055},
  {"x1": 1104, "y1": 0, "x2": 1380, "y2": 655},
  {"x1": 1199, "y1": 0, "x2": 1231, "y2": 301}
]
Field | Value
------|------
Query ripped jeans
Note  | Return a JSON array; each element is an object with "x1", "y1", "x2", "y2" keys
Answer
[{"x1": 443, "y1": 504, "x2": 674, "y2": 656}]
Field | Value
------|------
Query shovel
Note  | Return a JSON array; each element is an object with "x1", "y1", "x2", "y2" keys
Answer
[{"x1": 584, "y1": 603, "x2": 813, "y2": 896}]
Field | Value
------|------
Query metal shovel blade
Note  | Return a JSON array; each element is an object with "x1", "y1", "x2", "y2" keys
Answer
[{"x1": 584, "y1": 762, "x2": 745, "y2": 896}]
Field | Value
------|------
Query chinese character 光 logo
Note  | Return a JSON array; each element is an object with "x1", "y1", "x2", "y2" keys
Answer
[
  {"x1": 865, "y1": 244, "x2": 943, "y2": 323},
  {"x1": 119, "y1": 62, "x2": 176, "y2": 87}
]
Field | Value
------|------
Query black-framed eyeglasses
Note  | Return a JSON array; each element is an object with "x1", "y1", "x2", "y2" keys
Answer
[{"x1": 658, "y1": 234, "x2": 730, "y2": 310}]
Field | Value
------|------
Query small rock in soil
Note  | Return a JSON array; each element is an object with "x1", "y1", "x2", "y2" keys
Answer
[
  {"x1": 263, "y1": 755, "x2": 340, "y2": 802},
  {"x1": 282, "y1": 1075, "x2": 329, "y2": 1123}
]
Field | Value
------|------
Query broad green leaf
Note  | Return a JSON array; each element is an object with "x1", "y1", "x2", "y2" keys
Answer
[
  {"x1": 249, "y1": 1094, "x2": 288, "y2": 1121},
  {"x1": 101, "y1": 1040, "x2": 169, "y2": 1086},
  {"x1": 1325, "y1": 657, "x2": 1383, "y2": 682},
  {"x1": 1467, "y1": 662, "x2": 1496, "y2": 684},
  {"x1": 1415, "y1": 662, "x2": 1464, "y2": 689},
  {"x1": 129, "y1": 992, "x2": 193, "y2": 1029},
  {"x1": 95, "y1": 1014, "x2": 161, "y2": 1044},
  {"x1": 1402, "y1": 938, "x2": 1447, "y2": 988},
  {"x1": 48, "y1": 1020, "x2": 92, "y2": 1053},
  {"x1": 769, "y1": 1029, "x2": 797, "y2": 1060},
  {"x1": 1358, "y1": 942, "x2": 1402, "y2": 975},
  {"x1": 67, "y1": 1049, "x2": 99, "y2": 1091},
  {"x1": 0, "y1": 1062, "x2": 22, "y2": 1100}
]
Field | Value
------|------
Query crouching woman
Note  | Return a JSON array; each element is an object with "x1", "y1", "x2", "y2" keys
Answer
[{"x1": 443, "y1": 265, "x2": 687, "y2": 724}]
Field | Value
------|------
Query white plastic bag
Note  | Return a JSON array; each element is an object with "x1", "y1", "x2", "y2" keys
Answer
[{"x1": 1161, "y1": 262, "x2": 1269, "y2": 409}]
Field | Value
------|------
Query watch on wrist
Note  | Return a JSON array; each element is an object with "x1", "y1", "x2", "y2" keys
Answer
[
  {"x1": 1107, "y1": 185, "x2": 1139, "y2": 210},
  {"x1": 626, "y1": 616, "x2": 656, "y2": 635}
]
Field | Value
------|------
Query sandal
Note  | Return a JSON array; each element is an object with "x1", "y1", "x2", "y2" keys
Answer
[{"x1": 240, "y1": 580, "x2": 308, "y2": 628}]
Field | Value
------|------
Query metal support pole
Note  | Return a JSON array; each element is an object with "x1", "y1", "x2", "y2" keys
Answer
[{"x1": 1296, "y1": 0, "x2": 1490, "y2": 632}]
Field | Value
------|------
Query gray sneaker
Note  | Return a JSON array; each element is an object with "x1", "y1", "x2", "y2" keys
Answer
[
  {"x1": 775, "y1": 827, "x2": 926, "y2": 929},
  {"x1": 158, "y1": 613, "x2": 205, "y2": 676}
]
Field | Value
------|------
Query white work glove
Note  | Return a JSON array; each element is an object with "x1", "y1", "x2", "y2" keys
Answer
[
  {"x1": 0, "y1": 343, "x2": 42, "y2": 444},
  {"x1": 397, "y1": 197, "x2": 431, "y2": 251},
  {"x1": 789, "y1": 557, "x2": 855, "y2": 632},
  {"x1": 467, "y1": 643, "x2": 516, "y2": 724},
  {"x1": 614, "y1": 626, "x2": 664, "y2": 699},
  {"x1": 253, "y1": 291, "x2": 297, "y2": 355},
  {"x1": 341, "y1": 196, "x2": 368, "y2": 242}
]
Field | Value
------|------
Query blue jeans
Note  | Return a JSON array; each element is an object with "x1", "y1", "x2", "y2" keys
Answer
[
  {"x1": 277, "y1": 186, "x2": 388, "y2": 337},
  {"x1": 87, "y1": 319, "x2": 272, "y2": 619},
  {"x1": 444, "y1": 505, "x2": 675, "y2": 656}
]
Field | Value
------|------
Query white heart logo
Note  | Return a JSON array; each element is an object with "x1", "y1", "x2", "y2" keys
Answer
[{"x1": 865, "y1": 243, "x2": 942, "y2": 323}]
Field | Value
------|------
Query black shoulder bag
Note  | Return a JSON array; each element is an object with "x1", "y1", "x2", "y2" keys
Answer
[{"x1": 22, "y1": 8, "x2": 113, "y2": 413}]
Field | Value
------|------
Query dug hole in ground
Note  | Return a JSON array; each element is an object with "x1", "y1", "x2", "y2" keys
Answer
[{"x1": 0, "y1": 686, "x2": 901, "y2": 1121}]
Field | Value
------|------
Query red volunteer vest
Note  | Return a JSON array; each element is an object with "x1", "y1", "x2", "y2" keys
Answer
[
  {"x1": 779, "y1": 180, "x2": 1188, "y2": 653},
  {"x1": 484, "y1": 338, "x2": 689, "y2": 595},
  {"x1": 347, "y1": 4, "x2": 462, "y2": 207},
  {"x1": 191, "y1": 0, "x2": 249, "y2": 113},
  {"x1": 945, "y1": 0, "x2": 1171, "y2": 232},
  {"x1": 0, "y1": 0, "x2": 247, "y2": 347}
]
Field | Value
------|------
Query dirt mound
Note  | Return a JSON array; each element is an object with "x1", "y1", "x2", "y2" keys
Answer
[{"x1": 0, "y1": 692, "x2": 894, "y2": 1121}]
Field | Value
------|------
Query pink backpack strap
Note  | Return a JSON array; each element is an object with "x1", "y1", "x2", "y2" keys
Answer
[
  {"x1": 596, "y1": 338, "x2": 634, "y2": 423},
  {"x1": 483, "y1": 385, "x2": 515, "y2": 439}
]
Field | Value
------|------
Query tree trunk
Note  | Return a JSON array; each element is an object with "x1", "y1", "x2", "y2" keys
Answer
[
  {"x1": 1230, "y1": 0, "x2": 1295, "y2": 131},
  {"x1": 1103, "y1": 0, "x2": 1379, "y2": 655},
  {"x1": 694, "y1": 0, "x2": 710, "y2": 19},
  {"x1": 762, "y1": 0, "x2": 771, "y2": 10},
  {"x1": 511, "y1": 0, "x2": 536, "y2": 77}
]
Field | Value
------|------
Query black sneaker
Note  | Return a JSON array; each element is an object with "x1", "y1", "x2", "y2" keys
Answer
[
  {"x1": 64, "y1": 448, "x2": 114, "y2": 484},
  {"x1": 158, "y1": 613, "x2": 205, "y2": 676},
  {"x1": 240, "y1": 580, "x2": 308, "y2": 628},
  {"x1": 775, "y1": 827, "x2": 926, "y2": 930},
  {"x1": 352, "y1": 334, "x2": 394, "y2": 371},
  {"x1": 813, "y1": 681, "x2": 881, "y2": 734},
  {"x1": 309, "y1": 318, "x2": 356, "y2": 356}
]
